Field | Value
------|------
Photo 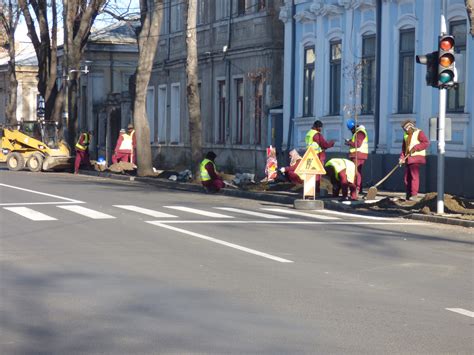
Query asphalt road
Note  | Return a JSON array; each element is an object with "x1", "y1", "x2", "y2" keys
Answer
[{"x1": 1, "y1": 169, "x2": 473, "y2": 354}]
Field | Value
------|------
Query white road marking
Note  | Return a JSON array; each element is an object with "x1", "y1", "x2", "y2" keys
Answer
[
  {"x1": 147, "y1": 222, "x2": 293, "y2": 263},
  {"x1": 214, "y1": 207, "x2": 288, "y2": 219},
  {"x1": 145, "y1": 220, "x2": 426, "y2": 225},
  {"x1": 57, "y1": 205, "x2": 115, "y2": 219},
  {"x1": 4, "y1": 207, "x2": 57, "y2": 221},
  {"x1": 0, "y1": 201, "x2": 81, "y2": 206},
  {"x1": 0, "y1": 183, "x2": 83, "y2": 205},
  {"x1": 261, "y1": 208, "x2": 340, "y2": 220},
  {"x1": 163, "y1": 206, "x2": 234, "y2": 218},
  {"x1": 446, "y1": 308, "x2": 474, "y2": 318},
  {"x1": 314, "y1": 209, "x2": 394, "y2": 220},
  {"x1": 114, "y1": 205, "x2": 178, "y2": 218}
]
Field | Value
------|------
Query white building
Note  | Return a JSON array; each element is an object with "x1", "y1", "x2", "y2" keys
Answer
[{"x1": 280, "y1": 0, "x2": 474, "y2": 197}]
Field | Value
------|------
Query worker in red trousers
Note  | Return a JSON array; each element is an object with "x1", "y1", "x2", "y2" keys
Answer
[
  {"x1": 305, "y1": 120, "x2": 335, "y2": 192},
  {"x1": 279, "y1": 149, "x2": 303, "y2": 185},
  {"x1": 112, "y1": 129, "x2": 133, "y2": 164},
  {"x1": 200, "y1": 151, "x2": 225, "y2": 193},
  {"x1": 325, "y1": 158, "x2": 359, "y2": 201},
  {"x1": 74, "y1": 130, "x2": 92, "y2": 174},
  {"x1": 399, "y1": 120, "x2": 430, "y2": 201},
  {"x1": 345, "y1": 119, "x2": 368, "y2": 195}
]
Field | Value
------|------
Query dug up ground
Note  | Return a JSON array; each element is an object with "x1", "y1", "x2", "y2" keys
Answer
[{"x1": 95, "y1": 161, "x2": 474, "y2": 221}]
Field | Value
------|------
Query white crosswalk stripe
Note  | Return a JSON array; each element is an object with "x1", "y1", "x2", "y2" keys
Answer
[
  {"x1": 3, "y1": 207, "x2": 57, "y2": 221},
  {"x1": 163, "y1": 206, "x2": 234, "y2": 218},
  {"x1": 57, "y1": 205, "x2": 115, "y2": 219},
  {"x1": 114, "y1": 205, "x2": 178, "y2": 218},
  {"x1": 260, "y1": 208, "x2": 340, "y2": 220},
  {"x1": 214, "y1": 207, "x2": 288, "y2": 219}
]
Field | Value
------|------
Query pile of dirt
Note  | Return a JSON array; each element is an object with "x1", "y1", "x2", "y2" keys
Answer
[
  {"x1": 108, "y1": 161, "x2": 136, "y2": 173},
  {"x1": 360, "y1": 192, "x2": 474, "y2": 219}
]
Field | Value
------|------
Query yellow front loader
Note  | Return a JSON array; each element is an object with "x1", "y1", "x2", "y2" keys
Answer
[{"x1": 0, "y1": 121, "x2": 72, "y2": 172}]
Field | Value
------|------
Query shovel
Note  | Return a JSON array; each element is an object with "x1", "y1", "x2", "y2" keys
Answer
[{"x1": 365, "y1": 155, "x2": 409, "y2": 200}]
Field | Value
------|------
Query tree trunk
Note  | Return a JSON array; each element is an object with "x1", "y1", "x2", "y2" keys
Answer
[
  {"x1": 3, "y1": 0, "x2": 19, "y2": 125},
  {"x1": 185, "y1": 0, "x2": 203, "y2": 182},
  {"x1": 134, "y1": 0, "x2": 164, "y2": 176},
  {"x1": 467, "y1": 0, "x2": 474, "y2": 36}
]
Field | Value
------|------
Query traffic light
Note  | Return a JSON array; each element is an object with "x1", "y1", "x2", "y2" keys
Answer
[
  {"x1": 416, "y1": 51, "x2": 438, "y2": 87},
  {"x1": 437, "y1": 35, "x2": 456, "y2": 88}
]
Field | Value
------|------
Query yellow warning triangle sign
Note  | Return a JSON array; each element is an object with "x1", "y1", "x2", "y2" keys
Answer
[{"x1": 294, "y1": 147, "x2": 326, "y2": 175}]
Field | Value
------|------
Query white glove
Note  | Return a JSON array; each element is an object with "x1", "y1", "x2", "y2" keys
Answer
[{"x1": 280, "y1": 167, "x2": 286, "y2": 173}]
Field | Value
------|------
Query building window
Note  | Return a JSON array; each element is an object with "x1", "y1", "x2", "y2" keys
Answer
[
  {"x1": 361, "y1": 35, "x2": 376, "y2": 114},
  {"x1": 237, "y1": 0, "x2": 245, "y2": 16},
  {"x1": 158, "y1": 86, "x2": 167, "y2": 143},
  {"x1": 170, "y1": 2, "x2": 183, "y2": 32},
  {"x1": 217, "y1": 80, "x2": 226, "y2": 143},
  {"x1": 448, "y1": 20, "x2": 466, "y2": 112},
  {"x1": 257, "y1": 0, "x2": 266, "y2": 11},
  {"x1": 398, "y1": 29, "x2": 415, "y2": 113},
  {"x1": 170, "y1": 83, "x2": 180, "y2": 143},
  {"x1": 235, "y1": 78, "x2": 244, "y2": 144},
  {"x1": 303, "y1": 46, "x2": 315, "y2": 117},
  {"x1": 197, "y1": 0, "x2": 206, "y2": 25},
  {"x1": 329, "y1": 41, "x2": 342, "y2": 115},
  {"x1": 216, "y1": 0, "x2": 229, "y2": 20},
  {"x1": 254, "y1": 78, "x2": 264, "y2": 145}
]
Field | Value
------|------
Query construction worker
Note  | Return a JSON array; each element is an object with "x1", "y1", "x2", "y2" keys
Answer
[
  {"x1": 325, "y1": 158, "x2": 359, "y2": 201},
  {"x1": 305, "y1": 120, "x2": 335, "y2": 192},
  {"x1": 399, "y1": 120, "x2": 430, "y2": 201},
  {"x1": 112, "y1": 129, "x2": 133, "y2": 164},
  {"x1": 74, "y1": 130, "x2": 92, "y2": 174},
  {"x1": 127, "y1": 123, "x2": 137, "y2": 164},
  {"x1": 279, "y1": 149, "x2": 303, "y2": 185},
  {"x1": 344, "y1": 119, "x2": 368, "y2": 194},
  {"x1": 200, "y1": 151, "x2": 225, "y2": 193}
]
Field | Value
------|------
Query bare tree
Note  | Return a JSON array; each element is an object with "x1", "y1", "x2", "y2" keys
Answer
[
  {"x1": 467, "y1": 0, "x2": 474, "y2": 36},
  {"x1": 0, "y1": 0, "x2": 21, "y2": 125},
  {"x1": 184, "y1": 0, "x2": 202, "y2": 181},
  {"x1": 18, "y1": 0, "x2": 60, "y2": 123},
  {"x1": 132, "y1": 0, "x2": 163, "y2": 176}
]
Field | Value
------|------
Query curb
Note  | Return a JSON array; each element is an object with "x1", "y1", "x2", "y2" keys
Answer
[
  {"x1": 78, "y1": 169, "x2": 472, "y2": 228},
  {"x1": 405, "y1": 213, "x2": 474, "y2": 228}
]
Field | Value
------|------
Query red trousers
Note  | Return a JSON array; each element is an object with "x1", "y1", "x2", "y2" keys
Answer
[
  {"x1": 74, "y1": 149, "x2": 90, "y2": 173},
  {"x1": 404, "y1": 163, "x2": 421, "y2": 197},
  {"x1": 112, "y1": 153, "x2": 131, "y2": 164},
  {"x1": 331, "y1": 170, "x2": 358, "y2": 200},
  {"x1": 287, "y1": 171, "x2": 303, "y2": 185},
  {"x1": 202, "y1": 179, "x2": 225, "y2": 193},
  {"x1": 350, "y1": 158, "x2": 365, "y2": 193},
  {"x1": 316, "y1": 158, "x2": 326, "y2": 193}
]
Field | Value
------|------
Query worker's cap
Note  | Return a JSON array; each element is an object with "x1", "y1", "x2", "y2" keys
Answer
[
  {"x1": 127, "y1": 123, "x2": 134, "y2": 130},
  {"x1": 120, "y1": 128, "x2": 126, "y2": 133},
  {"x1": 346, "y1": 119, "x2": 356, "y2": 130},
  {"x1": 313, "y1": 120, "x2": 323, "y2": 128},
  {"x1": 401, "y1": 120, "x2": 415, "y2": 130},
  {"x1": 205, "y1": 151, "x2": 217, "y2": 160}
]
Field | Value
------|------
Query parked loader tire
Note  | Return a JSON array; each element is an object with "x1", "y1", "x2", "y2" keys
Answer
[
  {"x1": 6, "y1": 152, "x2": 26, "y2": 171},
  {"x1": 27, "y1": 153, "x2": 44, "y2": 172}
]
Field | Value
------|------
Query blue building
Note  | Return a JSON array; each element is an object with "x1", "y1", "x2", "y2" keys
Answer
[{"x1": 280, "y1": 0, "x2": 474, "y2": 197}]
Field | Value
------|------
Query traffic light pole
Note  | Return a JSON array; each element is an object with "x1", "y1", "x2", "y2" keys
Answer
[{"x1": 437, "y1": 0, "x2": 447, "y2": 215}]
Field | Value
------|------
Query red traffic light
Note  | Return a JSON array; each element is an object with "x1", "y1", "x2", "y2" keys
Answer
[{"x1": 439, "y1": 37, "x2": 454, "y2": 51}]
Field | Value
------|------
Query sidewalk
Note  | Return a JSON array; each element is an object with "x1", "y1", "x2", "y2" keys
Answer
[{"x1": 77, "y1": 169, "x2": 474, "y2": 229}]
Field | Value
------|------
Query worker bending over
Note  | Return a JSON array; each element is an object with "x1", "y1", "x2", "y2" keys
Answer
[
  {"x1": 279, "y1": 149, "x2": 303, "y2": 185},
  {"x1": 112, "y1": 129, "x2": 133, "y2": 164},
  {"x1": 325, "y1": 158, "x2": 359, "y2": 201},
  {"x1": 305, "y1": 120, "x2": 335, "y2": 192},
  {"x1": 200, "y1": 151, "x2": 224, "y2": 193},
  {"x1": 74, "y1": 130, "x2": 92, "y2": 174},
  {"x1": 345, "y1": 119, "x2": 368, "y2": 194},
  {"x1": 399, "y1": 120, "x2": 429, "y2": 201}
]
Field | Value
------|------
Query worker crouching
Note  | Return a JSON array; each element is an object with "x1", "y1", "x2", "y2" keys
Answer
[
  {"x1": 112, "y1": 129, "x2": 133, "y2": 164},
  {"x1": 200, "y1": 151, "x2": 225, "y2": 193},
  {"x1": 279, "y1": 149, "x2": 303, "y2": 185},
  {"x1": 325, "y1": 158, "x2": 359, "y2": 201}
]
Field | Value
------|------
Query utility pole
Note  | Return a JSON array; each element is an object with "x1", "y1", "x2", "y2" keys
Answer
[
  {"x1": 437, "y1": 0, "x2": 447, "y2": 214},
  {"x1": 62, "y1": 0, "x2": 69, "y2": 143}
]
